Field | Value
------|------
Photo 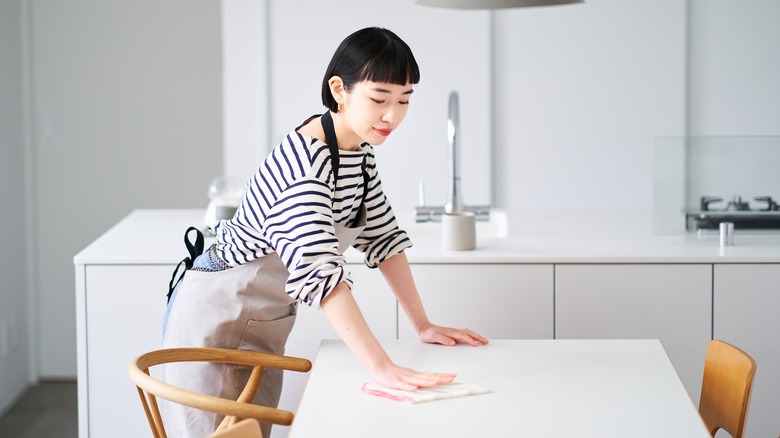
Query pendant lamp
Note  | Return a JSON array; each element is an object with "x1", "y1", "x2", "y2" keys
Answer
[{"x1": 416, "y1": 0, "x2": 583, "y2": 9}]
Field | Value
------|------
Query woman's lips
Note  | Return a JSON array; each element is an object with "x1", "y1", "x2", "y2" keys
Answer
[{"x1": 374, "y1": 128, "x2": 392, "y2": 137}]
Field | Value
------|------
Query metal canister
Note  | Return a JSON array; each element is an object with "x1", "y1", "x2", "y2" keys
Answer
[{"x1": 719, "y1": 222, "x2": 735, "y2": 246}]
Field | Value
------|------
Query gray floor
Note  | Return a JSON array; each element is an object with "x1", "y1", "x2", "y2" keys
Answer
[{"x1": 0, "y1": 380, "x2": 77, "y2": 438}]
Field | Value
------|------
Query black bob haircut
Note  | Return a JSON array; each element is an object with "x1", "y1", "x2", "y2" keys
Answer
[{"x1": 321, "y1": 27, "x2": 420, "y2": 112}]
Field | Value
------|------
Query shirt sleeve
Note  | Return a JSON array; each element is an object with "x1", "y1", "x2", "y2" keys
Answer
[
  {"x1": 262, "y1": 173, "x2": 353, "y2": 308},
  {"x1": 352, "y1": 148, "x2": 413, "y2": 268}
]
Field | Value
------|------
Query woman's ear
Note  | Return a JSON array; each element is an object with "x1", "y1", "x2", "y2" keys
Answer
[{"x1": 328, "y1": 76, "x2": 346, "y2": 106}]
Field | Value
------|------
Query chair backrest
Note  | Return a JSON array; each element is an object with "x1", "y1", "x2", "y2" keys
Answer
[
  {"x1": 128, "y1": 347, "x2": 311, "y2": 438},
  {"x1": 699, "y1": 340, "x2": 756, "y2": 438}
]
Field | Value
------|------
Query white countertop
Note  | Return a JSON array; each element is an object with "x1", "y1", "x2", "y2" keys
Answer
[
  {"x1": 289, "y1": 339, "x2": 710, "y2": 438},
  {"x1": 73, "y1": 209, "x2": 780, "y2": 265}
]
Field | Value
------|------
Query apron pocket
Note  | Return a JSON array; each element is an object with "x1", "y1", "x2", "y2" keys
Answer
[{"x1": 233, "y1": 314, "x2": 297, "y2": 389}]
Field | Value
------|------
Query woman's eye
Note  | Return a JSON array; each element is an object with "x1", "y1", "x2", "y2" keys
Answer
[
  {"x1": 399, "y1": 101, "x2": 410, "y2": 105},
  {"x1": 371, "y1": 98, "x2": 385, "y2": 104}
]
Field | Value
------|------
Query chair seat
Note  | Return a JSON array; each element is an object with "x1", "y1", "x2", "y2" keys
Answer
[{"x1": 209, "y1": 418, "x2": 263, "y2": 438}]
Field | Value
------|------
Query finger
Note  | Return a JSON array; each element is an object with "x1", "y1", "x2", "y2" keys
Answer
[
  {"x1": 451, "y1": 331, "x2": 480, "y2": 346},
  {"x1": 426, "y1": 330, "x2": 457, "y2": 346},
  {"x1": 377, "y1": 372, "x2": 420, "y2": 391},
  {"x1": 465, "y1": 328, "x2": 489, "y2": 343},
  {"x1": 466, "y1": 333, "x2": 489, "y2": 345},
  {"x1": 405, "y1": 368, "x2": 455, "y2": 383},
  {"x1": 409, "y1": 372, "x2": 456, "y2": 387},
  {"x1": 393, "y1": 380, "x2": 420, "y2": 391},
  {"x1": 452, "y1": 328, "x2": 489, "y2": 345}
]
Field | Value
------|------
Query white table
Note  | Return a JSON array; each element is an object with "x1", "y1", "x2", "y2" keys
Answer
[{"x1": 289, "y1": 339, "x2": 710, "y2": 438}]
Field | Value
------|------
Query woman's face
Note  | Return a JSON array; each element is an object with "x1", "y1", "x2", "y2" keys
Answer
[{"x1": 341, "y1": 80, "x2": 413, "y2": 147}]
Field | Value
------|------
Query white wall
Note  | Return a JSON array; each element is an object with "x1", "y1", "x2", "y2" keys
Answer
[
  {"x1": 221, "y1": 0, "x2": 270, "y2": 181},
  {"x1": 493, "y1": 0, "x2": 687, "y2": 233},
  {"x1": 688, "y1": 0, "x2": 780, "y2": 135},
  {"x1": 0, "y1": 0, "x2": 33, "y2": 414},
  {"x1": 27, "y1": 1, "x2": 223, "y2": 377}
]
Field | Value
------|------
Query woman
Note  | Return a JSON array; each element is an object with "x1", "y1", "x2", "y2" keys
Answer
[{"x1": 162, "y1": 27, "x2": 488, "y2": 437}]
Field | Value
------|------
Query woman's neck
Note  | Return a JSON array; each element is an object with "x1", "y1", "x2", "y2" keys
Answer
[
  {"x1": 296, "y1": 111, "x2": 362, "y2": 151},
  {"x1": 330, "y1": 111, "x2": 361, "y2": 151}
]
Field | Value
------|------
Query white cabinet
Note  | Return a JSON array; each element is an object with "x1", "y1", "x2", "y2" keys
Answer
[
  {"x1": 397, "y1": 264, "x2": 554, "y2": 340},
  {"x1": 76, "y1": 264, "x2": 173, "y2": 438},
  {"x1": 555, "y1": 264, "x2": 713, "y2": 402},
  {"x1": 714, "y1": 264, "x2": 780, "y2": 438}
]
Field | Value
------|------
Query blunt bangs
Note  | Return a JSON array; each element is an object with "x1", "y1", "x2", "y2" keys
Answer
[{"x1": 360, "y1": 41, "x2": 420, "y2": 86}]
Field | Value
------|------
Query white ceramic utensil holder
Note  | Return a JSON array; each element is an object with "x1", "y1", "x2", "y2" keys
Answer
[{"x1": 442, "y1": 212, "x2": 476, "y2": 251}]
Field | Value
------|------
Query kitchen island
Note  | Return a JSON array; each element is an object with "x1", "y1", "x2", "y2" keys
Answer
[{"x1": 74, "y1": 209, "x2": 780, "y2": 438}]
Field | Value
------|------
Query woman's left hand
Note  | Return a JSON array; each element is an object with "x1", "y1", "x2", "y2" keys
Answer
[{"x1": 418, "y1": 322, "x2": 489, "y2": 347}]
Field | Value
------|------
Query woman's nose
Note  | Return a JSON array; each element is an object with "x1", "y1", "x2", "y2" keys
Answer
[
  {"x1": 381, "y1": 110, "x2": 395, "y2": 124},
  {"x1": 382, "y1": 106, "x2": 402, "y2": 124}
]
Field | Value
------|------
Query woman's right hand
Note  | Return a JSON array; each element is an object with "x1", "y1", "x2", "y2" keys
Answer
[
  {"x1": 322, "y1": 283, "x2": 455, "y2": 391},
  {"x1": 371, "y1": 361, "x2": 456, "y2": 391}
]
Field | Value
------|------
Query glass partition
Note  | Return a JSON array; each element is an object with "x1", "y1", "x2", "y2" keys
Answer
[{"x1": 653, "y1": 136, "x2": 780, "y2": 235}]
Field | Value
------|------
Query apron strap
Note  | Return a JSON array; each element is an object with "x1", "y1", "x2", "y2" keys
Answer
[
  {"x1": 361, "y1": 156, "x2": 369, "y2": 202},
  {"x1": 167, "y1": 226, "x2": 205, "y2": 303},
  {"x1": 320, "y1": 111, "x2": 340, "y2": 182},
  {"x1": 320, "y1": 111, "x2": 370, "y2": 201}
]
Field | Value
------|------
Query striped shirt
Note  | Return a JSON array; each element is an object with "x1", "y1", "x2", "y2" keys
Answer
[{"x1": 213, "y1": 127, "x2": 412, "y2": 308}]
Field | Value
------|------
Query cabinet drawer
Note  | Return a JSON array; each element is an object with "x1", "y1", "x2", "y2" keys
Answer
[{"x1": 398, "y1": 264, "x2": 554, "y2": 340}]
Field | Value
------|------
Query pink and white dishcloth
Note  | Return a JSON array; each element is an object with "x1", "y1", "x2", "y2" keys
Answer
[{"x1": 361, "y1": 381, "x2": 490, "y2": 404}]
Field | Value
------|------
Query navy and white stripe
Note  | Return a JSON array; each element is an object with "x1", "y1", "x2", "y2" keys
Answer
[{"x1": 213, "y1": 128, "x2": 412, "y2": 308}]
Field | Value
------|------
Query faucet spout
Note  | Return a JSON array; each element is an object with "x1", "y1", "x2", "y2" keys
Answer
[
  {"x1": 414, "y1": 90, "x2": 491, "y2": 223},
  {"x1": 445, "y1": 91, "x2": 463, "y2": 214}
]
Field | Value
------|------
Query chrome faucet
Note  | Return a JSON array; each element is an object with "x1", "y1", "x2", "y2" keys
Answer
[
  {"x1": 445, "y1": 91, "x2": 464, "y2": 214},
  {"x1": 415, "y1": 90, "x2": 491, "y2": 222}
]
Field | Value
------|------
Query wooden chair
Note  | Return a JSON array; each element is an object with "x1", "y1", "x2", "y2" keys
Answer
[
  {"x1": 209, "y1": 418, "x2": 262, "y2": 438},
  {"x1": 128, "y1": 347, "x2": 312, "y2": 438},
  {"x1": 699, "y1": 340, "x2": 756, "y2": 438}
]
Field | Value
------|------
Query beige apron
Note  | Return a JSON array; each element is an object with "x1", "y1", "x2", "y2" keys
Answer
[{"x1": 160, "y1": 207, "x2": 366, "y2": 438}]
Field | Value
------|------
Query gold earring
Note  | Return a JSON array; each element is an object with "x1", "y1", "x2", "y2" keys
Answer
[{"x1": 338, "y1": 102, "x2": 343, "y2": 112}]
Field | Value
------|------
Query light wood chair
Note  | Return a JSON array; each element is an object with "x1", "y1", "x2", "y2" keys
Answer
[
  {"x1": 209, "y1": 418, "x2": 262, "y2": 438},
  {"x1": 128, "y1": 347, "x2": 312, "y2": 438},
  {"x1": 699, "y1": 339, "x2": 756, "y2": 438}
]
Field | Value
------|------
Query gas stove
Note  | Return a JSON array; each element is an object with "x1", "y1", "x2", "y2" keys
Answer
[{"x1": 686, "y1": 195, "x2": 780, "y2": 231}]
